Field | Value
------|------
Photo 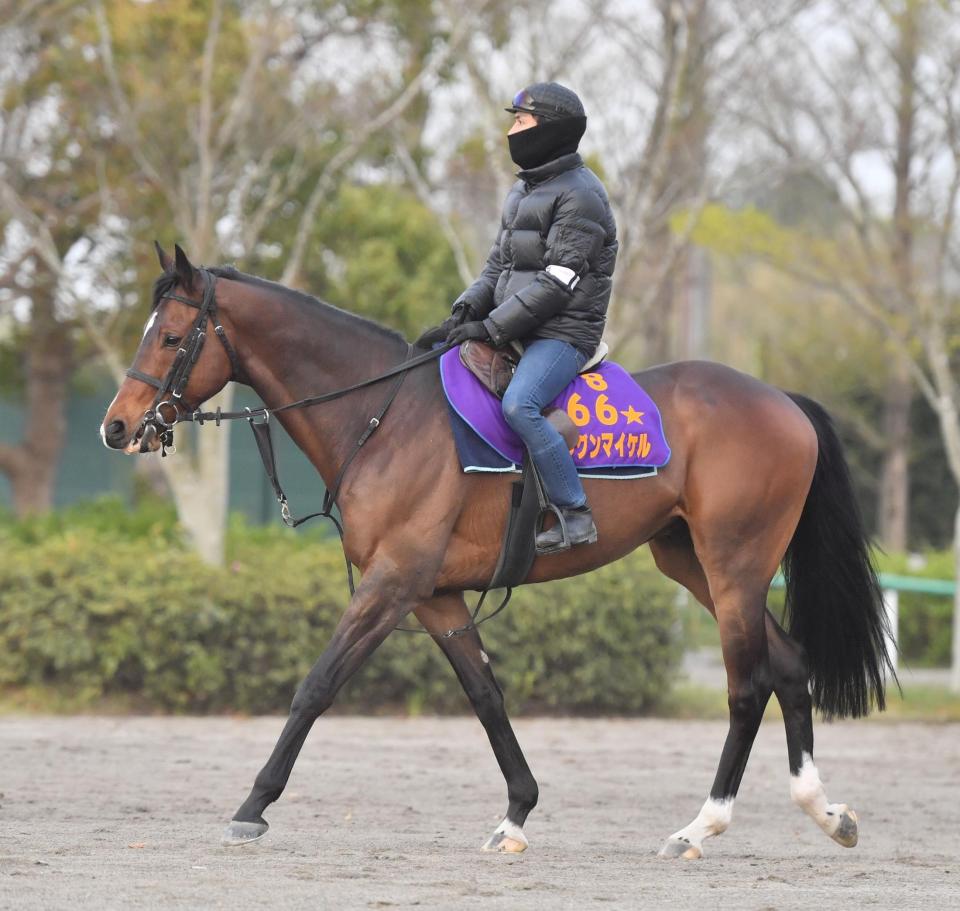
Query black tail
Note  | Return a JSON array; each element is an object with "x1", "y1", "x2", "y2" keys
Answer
[{"x1": 782, "y1": 393, "x2": 896, "y2": 719}]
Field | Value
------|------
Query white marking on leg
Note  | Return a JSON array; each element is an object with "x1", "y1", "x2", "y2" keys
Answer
[
  {"x1": 666, "y1": 797, "x2": 733, "y2": 853},
  {"x1": 481, "y1": 815, "x2": 529, "y2": 852},
  {"x1": 493, "y1": 817, "x2": 527, "y2": 846},
  {"x1": 480, "y1": 650, "x2": 489, "y2": 664},
  {"x1": 790, "y1": 751, "x2": 846, "y2": 837}
]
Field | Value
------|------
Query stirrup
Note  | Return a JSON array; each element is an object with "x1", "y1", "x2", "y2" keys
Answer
[{"x1": 535, "y1": 503, "x2": 571, "y2": 556}]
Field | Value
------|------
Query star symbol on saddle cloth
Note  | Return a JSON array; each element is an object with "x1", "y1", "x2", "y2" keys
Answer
[{"x1": 621, "y1": 405, "x2": 645, "y2": 425}]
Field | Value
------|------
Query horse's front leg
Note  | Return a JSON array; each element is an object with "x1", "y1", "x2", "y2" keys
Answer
[
  {"x1": 414, "y1": 593, "x2": 539, "y2": 853},
  {"x1": 222, "y1": 560, "x2": 423, "y2": 846}
]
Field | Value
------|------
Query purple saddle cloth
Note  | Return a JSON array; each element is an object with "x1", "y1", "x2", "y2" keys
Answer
[{"x1": 439, "y1": 348, "x2": 671, "y2": 470}]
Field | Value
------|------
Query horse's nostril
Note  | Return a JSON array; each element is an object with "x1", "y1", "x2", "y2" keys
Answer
[{"x1": 104, "y1": 419, "x2": 127, "y2": 447}]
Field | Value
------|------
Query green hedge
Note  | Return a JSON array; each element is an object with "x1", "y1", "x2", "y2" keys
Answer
[
  {"x1": 0, "y1": 507, "x2": 681, "y2": 714},
  {"x1": 875, "y1": 550, "x2": 955, "y2": 667}
]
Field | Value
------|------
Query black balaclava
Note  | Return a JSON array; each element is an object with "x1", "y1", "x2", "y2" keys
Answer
[{"x1": 507, "y1": 115, "x2": 587, "y2": 170}]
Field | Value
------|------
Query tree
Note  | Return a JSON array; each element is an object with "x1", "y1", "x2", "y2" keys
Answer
[
  {"x1": 0, "y1": 4, "x2": 90, "y2": 516},
  {"x1": 2, "y1": 0, "x2": 487, "y2": 561},
  {"x1": 727, "y1": 0, "x2": 960, "y2": 686}
]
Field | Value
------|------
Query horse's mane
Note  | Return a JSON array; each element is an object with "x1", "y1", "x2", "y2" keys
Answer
[{"x1": 151, "y1": 265, "x2": 407, "y2": 348}]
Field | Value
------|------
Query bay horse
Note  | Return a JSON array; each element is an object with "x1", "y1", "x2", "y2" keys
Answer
[{"x1": 101, "y1": 245, "x2": 892, "y2": 859}]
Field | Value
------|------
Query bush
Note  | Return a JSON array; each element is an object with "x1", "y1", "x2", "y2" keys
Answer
[
  {"x1": 0, "y1": 512, "x2": 681, "y2": 714},
  {"x1": 875, "y1": 550, "x2": 955, "y2": 667}
]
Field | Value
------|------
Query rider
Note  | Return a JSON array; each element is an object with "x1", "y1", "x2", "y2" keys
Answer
[{"x1": 442, "y1": 82, "x2": 618, "y2": 553}]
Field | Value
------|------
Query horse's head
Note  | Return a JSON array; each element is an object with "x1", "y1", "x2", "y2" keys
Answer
[{"x1": 101, "y1": 243, "x2": 237, "y2": 454}]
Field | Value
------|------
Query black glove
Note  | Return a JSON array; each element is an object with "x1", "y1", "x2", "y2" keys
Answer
[{"x1": 447, "y1": 320, "x2": 490, "y2": 346}]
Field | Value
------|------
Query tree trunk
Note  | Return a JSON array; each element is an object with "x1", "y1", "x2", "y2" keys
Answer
[
  {"x1": 878, "y1": 3, "x2": 918, "y2": 554},
  {"x1": 878, "y1": 356, "x2": 912, "y2": 551},
  {"x1": 953, "y1": 502, "x2": 960, "y2": 693},
  {"x1": 0, "y1": 292, "x2": 72, "y2": 517},
  {"x1": 155, "y1": 376, "x2": 234, "y2": 567},
  {"x1": 637, "y1": 0, "x2": 711, "y2": 364},
  {"x1": 644, "y1": 227, "x2": 677, "y2": 363}
]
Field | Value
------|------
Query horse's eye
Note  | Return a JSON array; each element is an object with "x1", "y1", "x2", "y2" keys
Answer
[{"x1": 162, "y1": 334, "x2": 182, "y2": 348}]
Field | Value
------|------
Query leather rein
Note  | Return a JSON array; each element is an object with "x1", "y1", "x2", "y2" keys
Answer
[{"x1": 125, "y1": 268, "x2": 502, "y2": 637}]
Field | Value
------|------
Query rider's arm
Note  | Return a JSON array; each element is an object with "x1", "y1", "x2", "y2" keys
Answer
[
  {"x1": 453, "y1": 229, "x2": 505, "y2": 322},
  {"x1": 481, "y1": 187, "x2": 606, "y2": 346}
]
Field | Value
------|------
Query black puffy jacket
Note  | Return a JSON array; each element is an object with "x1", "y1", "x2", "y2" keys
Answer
[{"x1": 455, "y1": 152, "x2": 618, "y2": 357}]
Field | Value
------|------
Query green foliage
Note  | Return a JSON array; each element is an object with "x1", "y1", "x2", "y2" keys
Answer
[
  {"x1": 307, "y1": 183, "x2": 464, "y2": 338},
  {"x1": 0, "y1": 494, "x2": 179, "y2": 547},
  {"x1": 875, "y1": 550, "x2": 956, "y2": 667},
  {"x1": 0, "y1": 506, "x2": 681, "y2": 714}
]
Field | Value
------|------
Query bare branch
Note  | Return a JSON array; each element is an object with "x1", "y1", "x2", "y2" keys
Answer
[
  {"x1": 0, "y1": 178, "x2": 62, "y2": 274},
  {"x1": 93, "y1": 2, "x2": 178, "y2": 213},
  {"x1": 214, "y1": 20, "x2": 273, "y2": 156},
  {"x1": 193, "y1": 0, "x2": 224, "y2": 257},
  {"x1": 281, "y1": 1, "x2": 490, "y2": 285},
  {"x1": 393, "y1": 137, "x2": 474, "y2": 287},
  {"x1": 839, "y1": 407, "x2": 888, "y2": 453},
  {"x1": 0, "y1": 245, "x2": 37, "y2": 289},
  {"x1": 609, "y1": 191, "x2": 709, "y2": 353}
]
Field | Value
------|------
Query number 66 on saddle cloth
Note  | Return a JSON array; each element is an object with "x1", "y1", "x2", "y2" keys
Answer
[{"x1": 439, "y1": 347, "x2": 671, "y2": 471}]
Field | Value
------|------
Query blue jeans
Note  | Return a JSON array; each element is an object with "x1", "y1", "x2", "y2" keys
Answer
[{"x1": 501, "y1": 339, "x2": 589, "y2": 509}]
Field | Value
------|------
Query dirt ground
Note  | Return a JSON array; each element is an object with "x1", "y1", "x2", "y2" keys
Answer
[{"x1": 0, "y1": 716, "x2": 957, "y2": 910}]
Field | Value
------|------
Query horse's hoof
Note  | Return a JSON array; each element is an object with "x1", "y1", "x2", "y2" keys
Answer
[
  {"x1": 481, "y1": 832, "x2": 527, "y2": 853},
  {"x1": 658, "y1": 837, "x2": 702, "y2": 860},
  {"x1": 481, "y1": 820, "x2": 528, "y2": 853},
  {"x1": 221, "y1": 818, "x2": 269, "y2": 847},
  {"x1": 830, "y1": 808, "x2": 858, "y2": 848}
]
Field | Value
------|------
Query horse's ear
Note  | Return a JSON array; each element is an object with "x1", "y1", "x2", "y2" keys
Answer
[
  {"x1": 154, "y1": 240, "x2": 174, "y2": 272},
  {"x1": 174, "y1": 244, "x2": 197, "y2": 291}
]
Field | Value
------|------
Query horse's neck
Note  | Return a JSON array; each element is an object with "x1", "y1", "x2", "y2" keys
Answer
[{"x1": 227, "y1": 281, "x2": 408, "y2": 487}]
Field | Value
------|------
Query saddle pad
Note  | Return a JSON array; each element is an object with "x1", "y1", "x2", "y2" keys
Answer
[
  {"x1": 445, "y1": 402, "x2": 659, "y2": 479},
  {"x1": 439, "y1": 348, "x2": 671, "y2": 470}
]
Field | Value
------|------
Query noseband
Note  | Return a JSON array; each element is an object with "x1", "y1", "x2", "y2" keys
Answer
[{"x1": 126, "y1": 268, "x2": 242, "y2": 455}]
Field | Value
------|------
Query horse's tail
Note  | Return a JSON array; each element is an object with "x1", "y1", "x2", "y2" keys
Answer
[{"x1": 781, "y1": 392, "x2": 896, "y2": 719}]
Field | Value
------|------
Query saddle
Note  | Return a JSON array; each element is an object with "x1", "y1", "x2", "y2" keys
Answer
[
  {"x1": 459, "y1": 338, "x2": 608, "y2": 396},
  {"x1": 458, "y1": 339, "x2": 518, "y2": 398},
  {"x1": 458, "y1": 339, "x2": 609, "y2": 450}
]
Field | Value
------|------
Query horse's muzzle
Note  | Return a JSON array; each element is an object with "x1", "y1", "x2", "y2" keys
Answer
[{"x1": 102, "y1": 419, "x2": 128, "y2": 450}]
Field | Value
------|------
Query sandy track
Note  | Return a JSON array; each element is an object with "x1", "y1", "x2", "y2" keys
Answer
[{"x1": 0, "y1": 716, "x2": 957, "y2": 910}]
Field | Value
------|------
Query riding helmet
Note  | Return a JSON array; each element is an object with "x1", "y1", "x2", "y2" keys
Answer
[{"x1": 505, "y1": 82, "x2": 586, "y2": 121}]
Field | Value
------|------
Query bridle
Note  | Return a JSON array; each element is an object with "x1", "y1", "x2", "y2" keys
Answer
[{"x1": 125, "y1": 268, "x2": 242, "y2": 456}]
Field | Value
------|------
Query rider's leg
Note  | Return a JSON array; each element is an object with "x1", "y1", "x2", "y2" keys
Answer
[{"x1": 500, "y1": 338, "x2": 594, "y2": 550}]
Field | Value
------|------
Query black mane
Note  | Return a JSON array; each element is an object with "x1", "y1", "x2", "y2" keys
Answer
[{"x1": 151, "y1": 265, "x2": 407, "y2": 348}]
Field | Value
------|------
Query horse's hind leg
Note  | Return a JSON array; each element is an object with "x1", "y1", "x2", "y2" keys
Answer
[
  {"x1": 766, "y1": 615, "x2": 859, "y2": 847},
  {"x1": 652, "y1": 531, "x2": 859, "y2": 853},
  {"x1": 223, "y1": 560, "x2": 423, "y2": 846},
  {"x1": 414, "y1": 593, "x2": 538, "y2": 853},
  {"x1": 651, "y1": 524, "x2": 777, "y2": 859},
  {"x1": 661, "y1": 584, "x2": 773, "y2": 858}
]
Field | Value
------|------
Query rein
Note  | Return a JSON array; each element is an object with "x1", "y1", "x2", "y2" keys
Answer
[{"x1": 129, "y1": 267, "x2": 507, "y2": 638}]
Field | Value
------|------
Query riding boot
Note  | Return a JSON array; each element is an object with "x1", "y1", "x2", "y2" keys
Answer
[{"x1": 535, "y1": 505, "x2": 598, "y2": 555}]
